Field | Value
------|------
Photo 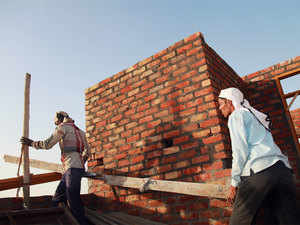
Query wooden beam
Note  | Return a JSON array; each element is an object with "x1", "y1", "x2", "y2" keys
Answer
[
  {"x1": 288, "y1": 91, "x2": 299, "y2": 109},
  {"x1": 104, "y1": 175, "x2": 229, "y2": 199},
  {"x1": 275, "y1": 79, "x2": 300, "y2": 156},
  {"x1": 4, "y1": 155, "x2": 63, "y2": 173},
  {"x1": 273, "y1": 67, "x2": 300, "y2": 80},
  {"x1": 284, "y1": 89, "x2": 300, "y2": 99},
  {"x1": 22, "y1": 73, "x2": 31, "y2": 207},
  {"x1": 0, "y1": 172, "x2": 61, "y2": 191},
  {"x1": 4, "y1": 155, "x2": 229, "y2": 199}
]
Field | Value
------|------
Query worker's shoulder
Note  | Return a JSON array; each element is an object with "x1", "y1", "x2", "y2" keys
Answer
[{"x1": 230, "y1": 108, "x2": 252, "y2": 121}]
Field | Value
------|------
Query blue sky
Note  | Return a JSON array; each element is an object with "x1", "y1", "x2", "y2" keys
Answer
[{"x1": 0, "y1": 0, "x2": 299, "y2": 197}]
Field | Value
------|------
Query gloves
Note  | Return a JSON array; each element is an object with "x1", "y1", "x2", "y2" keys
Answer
[{"x1": 20, "y1": 137, "x2": 33, "y2": 146}]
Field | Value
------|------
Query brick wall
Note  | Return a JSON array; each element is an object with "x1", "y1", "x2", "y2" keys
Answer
[
  {"x1": 291, "y1": 108, "x2": 300, "y2": 139},
  {"x1": 85, "y1": 33, "x2": 235, "y2": 224},
  {"x1": 242, "y1": 56, "x2": 300, "y2": 201},
  {"x1": 85, "y1": 32, "x2": 300, "y2": 224}
]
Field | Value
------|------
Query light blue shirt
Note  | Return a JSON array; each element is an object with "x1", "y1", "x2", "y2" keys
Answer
[{"x1": 228, "y1": 108, "x2": 291, "y2": 187}]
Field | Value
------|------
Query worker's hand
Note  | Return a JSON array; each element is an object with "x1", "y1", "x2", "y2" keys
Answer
[
  {"x1": 20, "y1": 137, "x2": 33, "y2": 146},
  {"x1": 227, "y1": 185, "x2": 237, "y2": 206}
]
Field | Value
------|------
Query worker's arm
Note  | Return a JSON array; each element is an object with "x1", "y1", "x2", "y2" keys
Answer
[
  {"x1": 228, "y1": 110, "x2": 250, "y2": 187},
  {"x1": 21, "y1": 126, "x2": 64, "y2": 150},
  {"x1": 81, "y1": 132, "x2": 90, "y2": 163}
]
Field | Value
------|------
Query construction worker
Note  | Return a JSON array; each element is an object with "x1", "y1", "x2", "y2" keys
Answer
[
  {"x1": 20, "y1": 111, "x2": 91, "y2": 225},
  {"x1": 218, "y1": 87, "x2": 299, "y2": 225}
]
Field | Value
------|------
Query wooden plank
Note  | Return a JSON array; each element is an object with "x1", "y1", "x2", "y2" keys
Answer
[
  {"x1": 4, "y1": 155, "x2": 229, "y2": 199},
  {"x1": 275, "y1": 79, "x2": 300, "y2": 157},
  {"x1": 22, "y1": 73, "x2": 31, "y2": 207},
  {"x1": 0, "y1": 172, "x2": 61, "y2": 191},
  {"x1": 104, "y1": 175, "x2": 229, "y2": 199},
  {"x1": 288, "y1": 91, "x2": 299, "y2": 109},
  {"x1": 4, "y1": 155, "x2": 63, "y2": 173},
  {"x1": 273, "y1": 67, "x2": 300, "y2": 80},
  {"x1": 284, "y1": 89, "x2": 300, "y2": 99}
]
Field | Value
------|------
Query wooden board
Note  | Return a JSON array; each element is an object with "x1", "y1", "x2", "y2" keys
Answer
[
  {"x1": 4, "y1": 155, "x2": 229, "y2": 199},
  {"x1": 104, "y1": 175, "x2": 229, "y2": 199},
  {"x1": 0, "y1": 172, "x2": 61, "y2": 191},
  {"x1": 4, "y1": 155, "x2": 63, "y2": 173}
]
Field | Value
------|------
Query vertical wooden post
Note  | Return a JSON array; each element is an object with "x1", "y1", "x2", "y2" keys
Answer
[{"x1": 22, "y1": 73, "x2": 31, "y2": 208}]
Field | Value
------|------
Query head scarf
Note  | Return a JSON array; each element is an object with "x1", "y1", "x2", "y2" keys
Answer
[{"x1": 219, "y1": 87, "x2": 271, "y2": 131}]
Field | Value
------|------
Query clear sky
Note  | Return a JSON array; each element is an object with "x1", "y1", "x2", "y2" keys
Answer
[{"x1": 0, "y1": 0, "x2": 299, "y2": 197}]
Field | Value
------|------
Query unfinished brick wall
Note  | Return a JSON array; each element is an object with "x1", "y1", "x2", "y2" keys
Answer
[
  {"x1": 291, "y1": 108, "x2": 300, "y2": 139},
  {"x1": 85, "y1": 32, "x2": 300, "y2": 225},
  {"x1": 243, "y1": 57, "x2": 300, "y2": 189}
]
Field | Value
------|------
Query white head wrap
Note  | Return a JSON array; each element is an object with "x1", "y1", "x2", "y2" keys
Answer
[{"x1": 219, "y1": 87, "x2": 271, "y2": 130}]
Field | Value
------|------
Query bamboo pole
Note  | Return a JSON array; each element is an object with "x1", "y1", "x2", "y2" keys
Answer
[{"x1": 22, "y1": 73, "x2": 31, "y2": 208}]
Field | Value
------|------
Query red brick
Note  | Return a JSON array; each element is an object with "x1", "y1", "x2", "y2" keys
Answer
[
  {"x1": 130, "y1": 163, "x2": 144, "y2": 172},
  {"x1": 161, "y1": 100, "x2": 176, "y2": 109},
  {"x1": 146, "y1": 158, "x2": 160, "y2": 167},
  {"x1": 136, "y1": 90, "x2": 149, "y2": 99},
  {"x1": 96, "y1": 120, "x2": 106, "y2": 128},
  {"x1": 154, "y1": 48, "x2": 168, "y2": 58},
  {"x1": 162, "y1": 155, "x2": 178, "y2": 164},
  {"x1": 202, "y1": 134, "x2": 223, "y2": 144},
  {"x1": 214, "y1": 169, "x2": 231, "y2": 179},
  {"x1": 147, "y1": 150, "x2": 162, "y2": 159},
  {"x1": 203, "y1": 161, "x2": 223, "y2": 170},
  {"x1": 141, "y1": 129, "x2": 155, "y2": 138},
  {"x1": 179, "y1": 107, "x2": 196, "y2": 117},
  {"x1": 179, "y1": 149, "x2": 197, "y2": 159},
  {"x1": 173, "y1": 136, "x2": 189, "y2": 145},
  {"x1": 127, "y1": 134, "x2": 139, "y2": 143},
  {"x1": 163, "y1": 130, "x2": 180, "y2": 139},
  {"x1": 137, "y1": 103, "x2": 150, "y2": 112},
  {"x1": 145, "y1": 93, "x2": 157, "y2": 102},
  {"x1": 181, "y1": 70, "x2": 198, "y2": 80},
  {"x1": 156, "y1": 74, "x2": 169, "y2": 84},
  {"x1": 132, "y1": 155, "x2": 144, "y2": 164},
  {"x1": 165, "y1": 171, "x2": 181, "y2": 179},
  {"x1": 213, "y1": 151, "x2": 228, "y2": 159},
  {"x1": 177, "y1": 43, "x2": 193, "y2": 54},
  {"x1": 142, "y1": 81, "x2": 155, "y2": 91},
  {"x1": 111, "y1": 114, "x2": 122, "y2": 122},
  {"x1": 187, "y1": 47, "x2": 201, "y2": 56},
  {"x1": 199, "y1": 117, "x2": 220, "y2": 128},
  {"x1": 163, "y1": 146, "x2": 180, "y2": 155},
  {"x1": 118, "y1": 159, "x2": 130, "y2": 167},
  {"x1": 183, "y1": 166, "x2": 202, "y2": 175},
  {"x1": 147, "y1": 119, "x2": 161, "y2": 128},
  {"x1": 119, "y1": 144, "x2": 131, "y2": 152},
  {"x1": 139, "y1": 115, "x2": 153, "y2": 124},
  {"x1": 173, "y1": 66, "x2": 188, "y2": 76},
  {"x1": 192, "y1": 155, "x2": 210, "y2": 164},
  {"x1": 157, "y1": 164, "x2": 172, "y2": 173},
  {"x1": 182, "y1": 141, "x2": 199, "y2": 150},
  {"x1": 195, "y1": 87, "x2": 214, "y2": 97},
  {"x1": 121, "y1": 130, "x2": 132, "y2": 138}
]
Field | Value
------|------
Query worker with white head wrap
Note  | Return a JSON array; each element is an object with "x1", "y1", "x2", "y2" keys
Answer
[
  {"x1": 218, "y1": 87, "x2": 299, "y2": 225},
  {"x1": 21, "y1": 111, "x2": 91, "y2": 225}
]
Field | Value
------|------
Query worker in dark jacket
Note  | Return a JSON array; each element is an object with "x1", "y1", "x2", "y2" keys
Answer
[{"x1": 21, "y1": 111, "x2": 91, "y2": 225}]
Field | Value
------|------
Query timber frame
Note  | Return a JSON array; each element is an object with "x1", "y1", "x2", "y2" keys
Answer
[{"x1": 273, "y1": 67, "x2": 300, "y2": 156}]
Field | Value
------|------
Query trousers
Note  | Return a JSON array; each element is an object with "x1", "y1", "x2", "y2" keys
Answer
[
  {"x1": 230, "y1": 160, "x2": 300, "y2": 225},
  {"x1": 52, "y1": 168, "x2": 90, "y2": 225}
]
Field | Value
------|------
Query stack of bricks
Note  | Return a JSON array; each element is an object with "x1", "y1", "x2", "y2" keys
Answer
[{"x1": 85, "y1": 32, "x2": 300, "y2": 224}]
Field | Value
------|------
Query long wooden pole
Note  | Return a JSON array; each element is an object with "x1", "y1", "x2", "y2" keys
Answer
[{"x1": 22, "y1": 73, "x2": 31, "y2": 208}]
